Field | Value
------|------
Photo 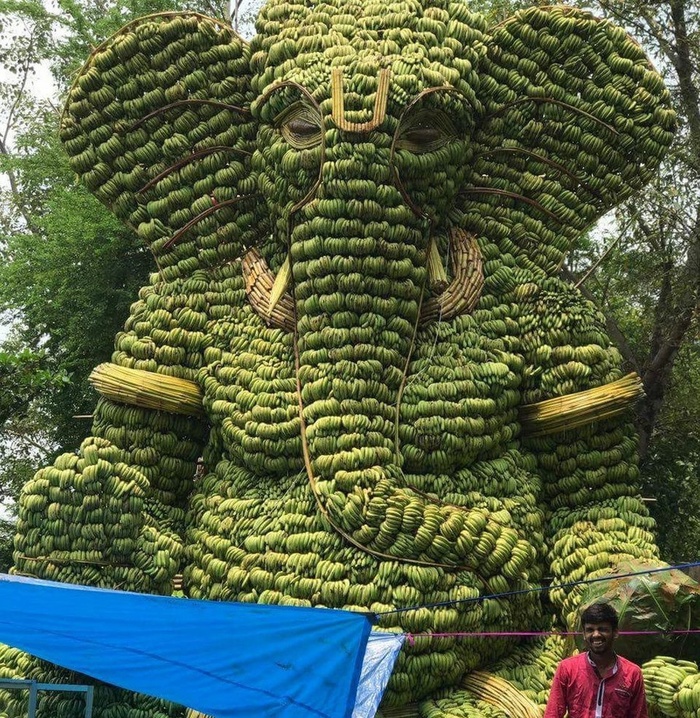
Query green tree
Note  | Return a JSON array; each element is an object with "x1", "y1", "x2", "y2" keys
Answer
[
  {"x1": 0, "y1": 519, "x2": 14, "y2": 572},
  {"x1": 559, "y1": 0, "x2": 700, "y2": 561},
  {"x1": 0, "y1": 345, "x2": 63, "y2": 510},
  {"x1": 0, "y1": 0, "x2": 227, "y2": 556}
]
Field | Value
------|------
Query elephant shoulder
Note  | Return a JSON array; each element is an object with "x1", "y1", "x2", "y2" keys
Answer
[
  {"x1": 517, "y1": 277, "x2": 625, "y2": 404},
  {"x1": 111, "y1": 265, "x2": 250, "y2": 379}
]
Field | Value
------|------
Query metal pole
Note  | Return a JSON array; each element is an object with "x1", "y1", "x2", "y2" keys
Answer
[
  {"x1": 27, "y1": 681, "x2": 38, "y2": 718},
  {"x1": 84, "y1": 685, "x2": 94, "y2": 718}
]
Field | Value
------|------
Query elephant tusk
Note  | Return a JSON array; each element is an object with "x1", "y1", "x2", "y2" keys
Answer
[
  {"x1": 241, "y1": 247, "x2": 296, "y2": 332},
  {"x1": 241, "y1": 231, "x2": 483, "y2": 330},
  {"x1": 426, "y1": 238, "x2": 449, "y2": 295},
  {"x1": 420, "y1": 228, "x2": 484, "y2": 324},
  {"x1": 268, "y1": 256, "x2": 292, "y2": 317}
]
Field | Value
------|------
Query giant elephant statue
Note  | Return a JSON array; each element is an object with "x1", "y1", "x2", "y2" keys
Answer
[{"x1": 1, "y1": 1, "x2": 696, "y2": 717}]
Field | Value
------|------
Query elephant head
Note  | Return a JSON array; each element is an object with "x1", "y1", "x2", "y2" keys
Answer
[{"x1": 60, "y1": 0, "x2": 674, "y2": 572}]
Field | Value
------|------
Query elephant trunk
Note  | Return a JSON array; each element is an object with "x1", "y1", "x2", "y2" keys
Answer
[
  {"x1": 285, "y1": 175, "x2": 524, "y2": 574},
  {"x1": 291, "y1": 184, "x2": 428, "y2": 553}
]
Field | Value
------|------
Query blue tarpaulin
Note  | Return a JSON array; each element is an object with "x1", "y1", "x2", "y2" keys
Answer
[{"x1": 0, "y1": 574, "x2": 401, "y2": 718}]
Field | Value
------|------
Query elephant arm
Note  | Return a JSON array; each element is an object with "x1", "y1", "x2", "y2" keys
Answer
[
  {"x1": 14, "y1": 399, "x2": 206, "y2": 593},
  {"x1": 525, "y1": 419, "x2": 657, "y2": 628},
  {"x1": 13, "y1": 279, "x2": 212, "y2": 593},
  {"x1": 518, "y1": 278, "x2": 658, "y2": 627}
]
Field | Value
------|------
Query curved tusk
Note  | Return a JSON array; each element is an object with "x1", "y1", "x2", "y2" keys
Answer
[
  {"x1": 420, "y1": 228, "x2": 484, "y2": 324},
  {"x1": 241, "y1": 248, "x2": 295, "y2": 332},
  {"x1": 242, "y1": 230, "x2": 483, "y2": 331}
]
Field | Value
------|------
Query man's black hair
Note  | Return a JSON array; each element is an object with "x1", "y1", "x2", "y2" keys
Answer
[{"x1": 580, "y1": 602, "x2": 619, "y2": 630}]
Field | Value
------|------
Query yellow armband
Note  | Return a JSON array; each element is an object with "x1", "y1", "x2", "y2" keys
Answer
[
  {"x1": 89, "y1": 363, "x2": 204, "y2": 417},
  {"x1": 520, "y1": 372, "x2": 643, "y2": 437}
]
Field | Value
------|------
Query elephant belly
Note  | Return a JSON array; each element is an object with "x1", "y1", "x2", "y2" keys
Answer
[
  {"x1": 183, "y1": 457, "x2": 545, "y2": 704},
  {"x1": 400, "y1": 317, "x2": 524, "y2": 476},
  {"x1": 203, "y1": 311, "x2": 525, "y2": 480}
]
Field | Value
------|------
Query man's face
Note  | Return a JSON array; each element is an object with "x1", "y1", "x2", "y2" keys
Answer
[{"x1": 582, "y1": 621, "x2": 618, "y2": 656}]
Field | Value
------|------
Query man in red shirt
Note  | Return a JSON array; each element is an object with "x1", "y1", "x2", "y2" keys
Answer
[{"x1": 544, "y1": 602, "x2": 648, "y2": 718}]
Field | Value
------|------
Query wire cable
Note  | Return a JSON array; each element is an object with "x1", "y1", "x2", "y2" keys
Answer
[{"x1": 376, "y1": 560, "x2": 700, "y2": 617}]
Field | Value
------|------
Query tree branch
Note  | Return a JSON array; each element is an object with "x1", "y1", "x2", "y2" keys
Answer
[
  {"x1": 0, "y1": 132, "x2": 44, "y2": 237},
  {"x1": 0, "y1": 25, "x2": 44, "y2": 235},
  {"x1": 0, "y1": 136, "x2": 21, "y2": 199},
  {"x1": 561, "y1": 266, "x2": 642, "y2": 374},
  {"x1": 636, "y1": 207, "x2": 700, "y2": 455},
  {"x1": 575, "y1": 235, "x2": 623, "y2": 288},
  {"x1": 670, "y1": 0, "x2": 700, "y2": 165},
  {"x1": 597, "y1": 0, "x2": 679, "y2": 67},
  {"x1": 2, "y1": 27, "x2": 37, "y2": 149},
  {"x1": 2, "y1": 427, "x2": 53, "y2": 458}
]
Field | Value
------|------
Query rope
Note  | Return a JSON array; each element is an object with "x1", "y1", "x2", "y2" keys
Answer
[
  {"x1": 404, "y1": 629, "x2": 700, "y2": 645},
  {"x1": 376, "y1": 560, "x2": 700, "y2": 617}
]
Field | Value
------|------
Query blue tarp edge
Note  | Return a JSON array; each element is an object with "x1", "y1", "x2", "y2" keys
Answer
[{"x1": 0, "y1": 573, "x2": 384, "y2": 718}]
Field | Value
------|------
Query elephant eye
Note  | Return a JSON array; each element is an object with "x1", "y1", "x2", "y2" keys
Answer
[
  {"x1": 395, "y1": 109, "x2": 458, "y2": 153},
  {"x1": 401, "y1": 127, "x2": 443, "y2": 145},
  {"x1": 277, "y1": 103, "x2": 323, "y2": 150},
  {"x1": 286, "y1": 118, "x2": 321, "y2": 140}
]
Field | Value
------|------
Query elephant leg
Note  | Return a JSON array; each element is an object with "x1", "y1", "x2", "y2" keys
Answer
[
  {"x1": 413, "y1": 665, "x2": 545, "y2": 718},
  {"x1": 377, "y1": 692, "x2": 506, "y2": 718},
  {"x1": 0, "y1": 643, "x2": 185, "y2": 718},
  {"x1": 377, "y1": 635, "x2": 573, "y2": 718},
  {"x1": 4, "y1": 395, "x2": 203, "y2": 718},
  {"x1": 479, "y1": 634, "x2": 574, "y2": 711},
  {"x1": 417, "y1": 690, "x2": 508, "y2": 718},
  {"x1": 643, "y1": 656, "x2": 700, "y2": 717}
]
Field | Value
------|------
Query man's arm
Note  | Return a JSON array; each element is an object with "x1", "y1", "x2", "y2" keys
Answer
[
  {"x1": 629, "y1": 668, "x2": 648, "y2": 718},
  {"x1": 544, "y1": 662, "x2": 568, "y2": 718}
]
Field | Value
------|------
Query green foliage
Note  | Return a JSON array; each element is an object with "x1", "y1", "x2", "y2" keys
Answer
[
  {"x1": 0, "y1": 518, "x2": 14, "y2": 573},
  {"x1": 639, "y1": 337, "x2": 700, "y2": 562},
  {"x1": 2, "y1": 184, "x2": 152, "y2": 443},
  {"x1": 642, "y1": 440, "x2": 700, "y2": 563},
  {"x1": 0, "y1": 345, "x2": 56, "y2": 572},
  {"x1": 0, "y1": 348, "x2": 61, "y2": 425},
  {"x1": 0, "y1": 342, "x2": 68, "y2": 508}
]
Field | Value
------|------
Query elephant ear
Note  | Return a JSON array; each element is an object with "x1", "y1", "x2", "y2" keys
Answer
[
  {"x1": 59, "y1": 13, "x2": 261, "y2": 279},
  {"x1": 462, "y1": 5, "x2": 676, "y2": 274}
]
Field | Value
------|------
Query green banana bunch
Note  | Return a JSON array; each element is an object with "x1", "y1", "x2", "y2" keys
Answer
[{"x1": 643, "y1": 657, "x2": 699, "y2": 717}]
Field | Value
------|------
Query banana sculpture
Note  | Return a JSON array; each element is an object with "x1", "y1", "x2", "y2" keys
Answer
[{"x1": 1, "y1": 1, "x2": 697, "y2": 717}]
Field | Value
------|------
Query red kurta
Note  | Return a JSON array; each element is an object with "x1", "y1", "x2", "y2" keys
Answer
[{"x1": 544, "y1": 652, "x2": 648, "y2": 718}]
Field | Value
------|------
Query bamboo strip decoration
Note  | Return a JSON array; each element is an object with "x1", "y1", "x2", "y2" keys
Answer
[
  {"x1": 420, "y1": 229, "x2": 485, "y2": 323},
  {"x1": 89, "y1": 363, "x2": 204, "y2": 416},
  {"x1": 241, "y1": 247, "x2": 296, "y2": 332},
  {"x1": 520, "y1": 372, "x2": 644, "y2": 436},
  {"x1": 331, "y1": 67, "x2": 391, "y2": 133},
  {"x1": 462, "y1": 671, "x2": 543, "y2": 718}
]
